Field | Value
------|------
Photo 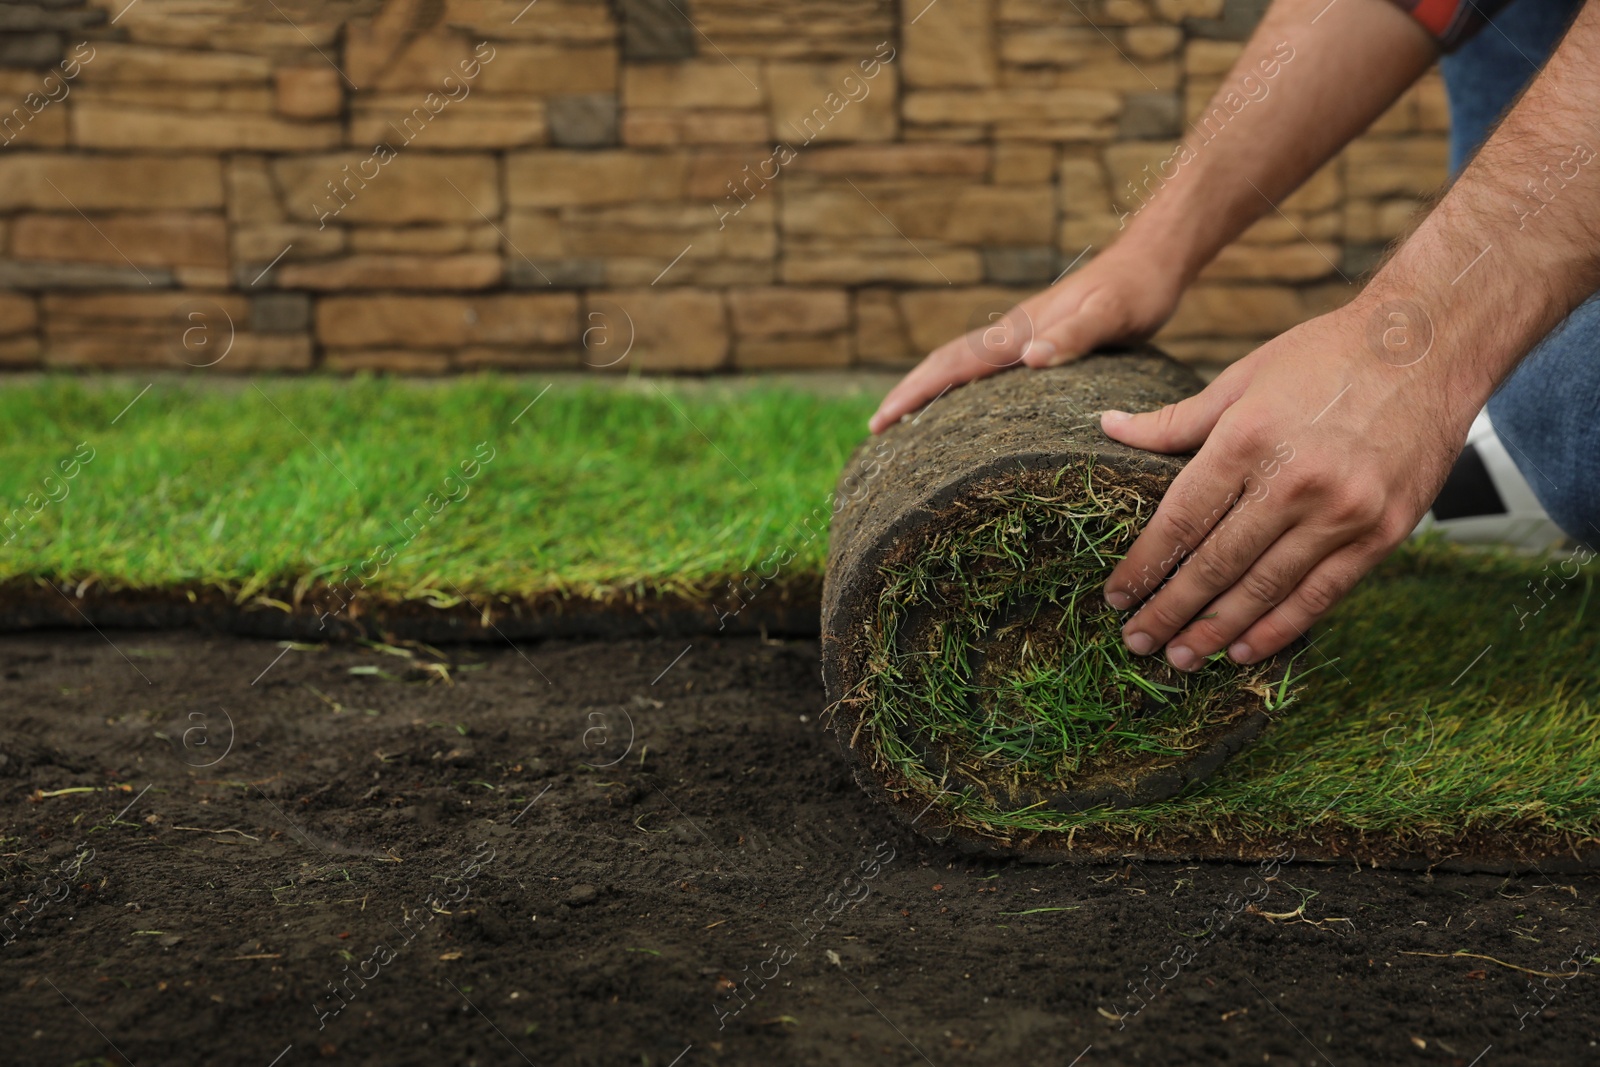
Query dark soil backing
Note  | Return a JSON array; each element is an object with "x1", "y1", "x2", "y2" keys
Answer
[{"x1": 821, "y1": 351, "x2": 1300, "y2": 855}]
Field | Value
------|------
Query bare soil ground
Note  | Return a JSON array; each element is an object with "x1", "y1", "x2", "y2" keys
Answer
[{"x1": 2, "y1": 630, "x2": 1597, "y2": 1066}]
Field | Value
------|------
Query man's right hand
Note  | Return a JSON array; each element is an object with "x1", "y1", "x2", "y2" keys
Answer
[{"x1": 867, "y1": 245, "x2": 1185, "y2": 434}]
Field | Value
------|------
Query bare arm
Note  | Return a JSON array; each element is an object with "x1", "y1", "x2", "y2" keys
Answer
[
  {"x1": 869, "y1": 0, "x2": 1436, "y2": 434},
  {"x1": 1103, "y1": 0, "x2": 1600, "y2": 668}
]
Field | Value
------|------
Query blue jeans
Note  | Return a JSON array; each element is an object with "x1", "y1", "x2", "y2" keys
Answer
[{"x1": 1442, "y1": 0, "x2": 1599, "y2": 542}]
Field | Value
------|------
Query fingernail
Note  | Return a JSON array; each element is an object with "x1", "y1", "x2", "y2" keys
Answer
[
  {"x1": 1023, "y1": 340, "x2": 1057, "y2": 364},
  {"x1": 1124, "y1": 630, "x2": 1154, "y2": 656},
  {"x1": 1102, "y1": 409, "x2": 1131, "y2": 425},
  {"x1": 1167, "y1": 645, "x2": 1197, "y2": 672},
  {"x1": 1228, "y1": 642, "x2": 1253, "y2": 663},
  {"x1": 1105, "y1": 588, "x2": 1134, "y2": 610}
]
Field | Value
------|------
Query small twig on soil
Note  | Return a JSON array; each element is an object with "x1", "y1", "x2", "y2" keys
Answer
[
  {"x1": 1399, "y1": 950, "x2": 1596, "y2": 979},
  {"x1": 225, "y1": 953, "x2": 282, "y2": 961},
  {"x1": 171, "y1": 827, "x2": 262, "y2": 842}
]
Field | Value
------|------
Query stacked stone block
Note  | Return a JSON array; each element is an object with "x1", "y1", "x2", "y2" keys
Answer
[{"x1": 0, "y1": 0, "x2": 1449, "y2": 373}]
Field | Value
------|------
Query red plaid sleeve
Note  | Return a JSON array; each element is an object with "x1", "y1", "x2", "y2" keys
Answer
[{"x1": 1388, "y1": 0, "x2": 1516, "y2": 50}]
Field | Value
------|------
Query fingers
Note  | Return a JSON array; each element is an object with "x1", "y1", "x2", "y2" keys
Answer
[
  {"x1": 1118, "y1": 492, "x2": 1301, "y2": 667},
  {"x1": 1160, "y1": 526, "x2": 1352, "y2": 670},
  {"x1": 868, "y1": 327, "x2": 1022, "y2": 435},
  {"x1": 1100, "y1": 374, "x2": 1247, "y2": 455},
  {"x1": 1020, "y1": 287, "x2": 1129, "y2": 369},
  {"x1": 1223, "y1": 543, "x2": 1374, "y2": 663},
  {"x1": 1102, "y1": 434, "x2": 1255, "y2": 612}
]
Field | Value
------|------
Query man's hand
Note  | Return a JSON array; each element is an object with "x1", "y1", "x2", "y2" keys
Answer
[
  {"x1": 1100, "y1": 303, "x2": 1474, "y2": 669},
  {"x1": 867, "y1": 246, "x2": 1184, "y2": 435}
]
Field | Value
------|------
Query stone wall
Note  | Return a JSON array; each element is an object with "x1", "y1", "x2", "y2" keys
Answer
[{"x1": 0, "y1": 0, "x2": 1448, "y2": 374}]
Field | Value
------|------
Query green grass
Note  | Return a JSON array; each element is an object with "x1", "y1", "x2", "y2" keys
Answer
[
  {"x1": 0, "y1": 376, "x2": 875, "y2": 600},
  {"x1": 2, "y1": 374, "x2": 1596, "y2": 848}
]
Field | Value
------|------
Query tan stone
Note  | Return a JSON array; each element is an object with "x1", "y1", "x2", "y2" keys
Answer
[
  {"x1": 446, "y1": 0, "x2": 617, "y2": 45},
  {"x1": 1158, "y1": 284, "x2": 1308, "y2": 339},
  {"x1": 783, "y1": 246, "x2": 982, "y2": 285},
  {"x1": 74, "y1": 85, "x2": 275, "y2": 112},
  {"x1": 0, "y1": 99, "x2": 68, "y2": 149},
  {"x1": 769, "y1": 62, "x2": 897, "y2": 143},
  {"x1": 1058, "y1": 214, "x2": 1124, "y2": 251},
  {"x1": 943, "y1": 186, "x2": 1055, "y2": 245},
  {"x1": 1344, "y1": 138, "x2": 1449, "y2": 197},
  {"x1": 0, "y1": 336, "x2": 39, "y2": 367},
  {"x1": 622, "y1": 60, "x2": 764, "y2": 109},
  {"x1": 1344, "y1": 198, "x2": 1426, "y2": 243},
  {"x1": 217, "y1": 334, "x2": 315, "y2": 372},
  {"x1": 474, "y1": 44, "x2": 618, "y2": 95},
  {"x1": 1160, "y1": 337, "x2": 1257, "y2": 366},
  {"x1": 0, "y1": 293, "x2": 36, "y2": 336},
  {"x1": 1154, "y1": 0, "x2": 1224, "y2": 18},
  {"x1": 1104, "y1": 141, "x2": 1181, "y2": 211},
  {"x1": 72, "y1": 106, "x2": 343, "y2": 150},
  {"x1": 506, "y1": 150, "x2": 688, "y2": 207},
  {"x1": 1416, "y1": 74, "x2": 1449, "y2": 132},
  {"x1": 781, "y1": 183, "x2": 965, "y2": 239},
  {"x1": 316, "y1": 294, "x2": 579, "y2": 348},
  {"x1": 274, "y1": 154, "x2": 500, "y2": 224},
  {"x1": 992, "y1": 143, "x2": 1054, "y2": 184},
  {"x1": 349, "y1": 226, "x2": 499, "y2": 254},
  {"x1": 351, "y1": 95, "x2": 547, "y2": 148},
  {"x1": 226, "y1": 157, "x2": 283, "y2": 225},
  {"x1": 1056, "y1": 58, "x2": 1180, "y2": 93},
  {"x1": 345, "y1": 26, "x2": 472, "y2": 92},
  {"x1": 854, "y1": 288, "x2": 914, "y2": 365},
  {"x1": 603, "y1": 256, "x2": 776, "y2": 287},
  {"x1": 1237, "y1": 210, "x2": 1343, "y2": 243},
  {"x1": 978, "y1": 120, "x2": 1119, "y2": 140},
  {"x1": 1184, "y1": 41, "x2": 1243, "y2": 76},
  {"x1": 456, "y1": 346, "x2": 582, "y2": 371},
  {"x1": 1367, "y1": 91, "x2": 1416, "y2": 136},
  {"x1": 904, "y1": 0, "x2": 996, "y2": 88},
  {"x1": 516, "y1": 201, "x2": 776, "y2": 262},
  {"x1": 1199, "y1": 242, "x2": 1340, "y2": 282},
  {"x1": 278, "y1": 255, "x2": 503, "y2": 290},
  {"x1": 735, "y1": 335, "x2": 852, "y2": 368},
  {"x1": 13, "y1": 213, "x2": 227, "y2": 268},
  {"x1": 998, "y1": 0, "x2": 1090, "y2": 24},
  {"x1": 728, "y1": 287, "x2": 849, "y2": 337},
  {"x1": 787, "y1": 143, "x2": 989, "y2": 177},
  {"x1": 897, "y1": 286, "x2": 1033, "y2": 352},
  {"x1": 621, "y1": 110, "x2": 769, "y2": 146},
  {"x1": 233, "y1": 224, "x2": 345, "y2": 262},
  {"x1": 1102, "y1": 0, "x2": 1154, "y2": 23},
  {"x1": 325, "y1": 349, "x2": 453, "y2": 374},
  {"x1": 903, "y1": 88, "x2": 1120, "y2": 125},
  {"x1": 275, "y1": 67, "x2": 343, "y2": 120},
  {"x1": 1060, "y1": 154, "x2": 1111, "y2": 216},
  {"x1": 998, "y1": 27, "x2": 1100, "y2": 66},
  {"x1": 1281, "y1": 165, "x2": 1343, "y2": 212},
  {"x1": 0, "y1": 154, "x2": 223, "y2": 211},
  {"x1": 41, "y1": 292, "x2": 250, "y2": 324},
  {"x1": 902, "y1": 124, "x2": 988, "y2": 142},
  {"x1": 1125, "y1": 26, "x2": 1184, "y2": 59},
  {"x1": 78, "y1": 43, "x2": 272, "y2": 84},
  {"x1": 586, "y1": 289, "x2": 727, "y2": 371}
]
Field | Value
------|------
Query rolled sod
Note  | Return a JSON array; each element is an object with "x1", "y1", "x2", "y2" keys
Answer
[{"x1": 821, "y1": 349, "x2": 1302, "y2": 854}]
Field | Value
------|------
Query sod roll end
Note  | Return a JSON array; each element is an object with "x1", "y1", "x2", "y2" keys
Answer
[{"x1": 822, "y1": 349, "x2": 1303, "y2": 855}]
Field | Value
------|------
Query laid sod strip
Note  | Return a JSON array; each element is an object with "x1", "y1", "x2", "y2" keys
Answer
[
  {"x1": 0, "y1": 371, "x2": 1596, "y2": 866},
  {"x1": 0, "y1": 375, "x2": 877, "y2": 603},
  {"x1": 822, "y1": 352, "x2": 1302, "y2": 845}
]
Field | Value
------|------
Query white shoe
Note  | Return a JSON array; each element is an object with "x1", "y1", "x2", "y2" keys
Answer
[{"x1": 1412, "y1": 410, "x2": 1568, "y2": 551}]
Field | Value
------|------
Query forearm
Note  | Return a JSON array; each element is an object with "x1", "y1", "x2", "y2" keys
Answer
[
  {"x1": 1116, "y1": 0, "x2": 1436, "y2": 284},
  {"x1": 1362, "y1": 0, "x2": 1600, "y2": 417}
]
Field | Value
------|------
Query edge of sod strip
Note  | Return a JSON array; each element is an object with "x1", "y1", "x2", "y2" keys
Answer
[{"x1": 821, "y1": 349, "x2": 1305, "y2": 856}]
